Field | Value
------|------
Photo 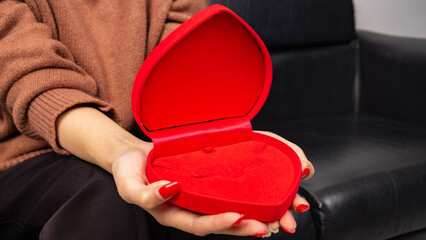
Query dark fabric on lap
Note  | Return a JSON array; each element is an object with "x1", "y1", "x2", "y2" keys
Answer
[{"x1": 0, "y1": 152, "x2": 152, "y2": 239}]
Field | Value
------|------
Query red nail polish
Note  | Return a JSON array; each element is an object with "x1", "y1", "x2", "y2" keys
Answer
[
  {"x1": 157, "y1": 182, "x2": 181, "y2": 200},
  {"x1": 231, "y1": 215, "x2": 244, "y2": 228},
  {"x1": 301, "y1": 168, "x2": 310, "y2": 179},
  {"x1": 296, "y1": 204, "x2": 310, "y2": 213},
  {"x1": 252, "y1": 230, "x2": 269, "y2": 237},
  {"x1": 282, "y1": 226, "x2": 296, "y2": 234}
]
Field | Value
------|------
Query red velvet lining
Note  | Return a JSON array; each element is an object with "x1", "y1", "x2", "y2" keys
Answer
[
  {"x1": 153, "y1": 140, "x2": 295, "y2": 204},
  {"x1": 138, "y1": 12, "x2": 266, "y2": 131},
  {"x1": 148, "y1": 133, "x2": 301, "y2": 212}
]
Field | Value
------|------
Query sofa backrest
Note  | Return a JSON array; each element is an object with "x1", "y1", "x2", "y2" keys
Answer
[
  {"x1": 210, "y1": 0, "x2": 358, "y2": 125},
  {"x1": 210, "y1": 0, "x2": 355, "y2": 49}
]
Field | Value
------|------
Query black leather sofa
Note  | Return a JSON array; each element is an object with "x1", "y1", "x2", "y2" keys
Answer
[{"x1": 207, "y1": 1, "x2": 426, "y2": 239}]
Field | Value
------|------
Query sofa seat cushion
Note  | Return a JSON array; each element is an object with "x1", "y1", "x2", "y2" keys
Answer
[{"x1": 253, "y1": 115, "x2": 426, "y2": 240}]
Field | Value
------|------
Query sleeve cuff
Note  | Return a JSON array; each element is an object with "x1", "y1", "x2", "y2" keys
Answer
[{"x1": 27, "y1": 88, "x2": 112, "y2": 154}]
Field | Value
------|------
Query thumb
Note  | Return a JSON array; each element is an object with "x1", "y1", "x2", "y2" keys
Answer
[
  {"x1": 154, "y1": 181, "x2": 181, "y2": 201},
  {"x1": 137, "y1": 181, "x2": 181, "y2": 210}
]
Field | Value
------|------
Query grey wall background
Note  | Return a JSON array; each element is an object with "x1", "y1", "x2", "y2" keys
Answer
[{"x1": 353, "y1": 0, "x2": 426, "y2": 38}]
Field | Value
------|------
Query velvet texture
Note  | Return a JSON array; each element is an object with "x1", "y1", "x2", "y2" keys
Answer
[
  {"x1": 136, "y1": 11, "x2": 267, "y2": 131},
  {"x1": 149, "y1": 133, "x2": 301, "y2": 221}
]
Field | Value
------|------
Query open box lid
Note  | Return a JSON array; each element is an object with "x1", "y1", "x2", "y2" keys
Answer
[{"x1": 132, "y1": 4, "x2": 272, "y2": 144}]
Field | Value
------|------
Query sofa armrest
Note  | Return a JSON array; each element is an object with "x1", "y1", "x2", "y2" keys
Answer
[{"x1": 358, "y1": 30, "x2": 426, "y2": 127}]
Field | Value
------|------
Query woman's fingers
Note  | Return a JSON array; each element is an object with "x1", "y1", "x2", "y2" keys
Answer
[
  {"x1": 300, "y1": 159, "x2": 314, "y2": 180},
  {"x1": 291, "y1": 194, "x2": 310, "y2": 213},
  {"x1": 276, "y1": 195, "x2": 310, "y2": 235},
  {"x1": 225, "y1": 219, "x2": 270, "y2": 237},
  {"x1": 136, "y1": 180, "x2": 181, "y2": 209},
  {"x1": 267, "y1": 221, "x2": 280, "y2": 234},
  {"x1": 115, "y1": 172, "x2": 180, "y2": 209},
  {"x1": 150, "y1": 205, "x2": 270, "y2": 237},
  {"x1": 279, "y1": 210, "x2": 297, "y2": 234},
  {"x1": 112, "y1": 151, "x2": 182, "y2": 210}
]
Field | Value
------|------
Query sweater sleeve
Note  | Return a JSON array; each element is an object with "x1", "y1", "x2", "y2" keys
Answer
[
  {"x1": 146, "y1": 0, "x2": 208, "y2": 55},
  {"x1": 160, "y1": 0, "x2": 209, "y2": 40},
  {"x1": 0, "y1": 0, "x2": 111, "y2": 154}
]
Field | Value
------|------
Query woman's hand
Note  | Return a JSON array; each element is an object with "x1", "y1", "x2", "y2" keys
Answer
[
  {"x1": 110, "y1": 147, "x2": 277, "y2": 237},
  {"x1": 56, "y1": 106, "x2": 314, "y2": 237},
  {"x1": 111, "y1": 130, "x2": 315, "y2": 237}
]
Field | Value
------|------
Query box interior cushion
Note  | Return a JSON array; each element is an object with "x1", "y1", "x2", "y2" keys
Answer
[{"x1": 147, "y1": 133, "x2": 301, "y2": 221}]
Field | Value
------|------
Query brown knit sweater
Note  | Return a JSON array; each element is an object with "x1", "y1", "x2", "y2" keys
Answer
[{"x1": 0, "y1": 0, "x2": 207, "y2": 171}]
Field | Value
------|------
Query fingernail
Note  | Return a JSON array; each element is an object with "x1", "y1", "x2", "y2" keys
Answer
[
  {"x1": 282, "y1": 226, "x2": 296, "y2": 234},
  {"x1": 301, "y1": 167, "x2": 310, "y2": 179},
  {"x1": 296, "y1": 204, "x2": 310, "y2": 213},
  {"x1": 253, "y1": 230, "x2": 269, "y2": 237},
  {"x1": 261, "y1": 232, "x2": 272, "y2": 238},
  {"x1": 231, "y1": 215, "x2": 244, "y2": 228},
  {"x1": 270, "y1": 227, "x2": 280, "y2": 234},
  {"x1": 268, "y1": 223, "x2": 280, "y2": 234},
  {"x1": 156, "y1": 182, "x2": 181, "y2": 200}
]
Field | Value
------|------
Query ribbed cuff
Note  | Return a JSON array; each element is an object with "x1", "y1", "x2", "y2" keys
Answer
[{"x1": 28, "y1": 88, "x2": 112, "y2": 154}]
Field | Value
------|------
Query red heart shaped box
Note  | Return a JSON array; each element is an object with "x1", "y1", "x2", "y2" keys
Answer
[{"x1": 132, "y1": 4, "x2": 301, "y2": 222}]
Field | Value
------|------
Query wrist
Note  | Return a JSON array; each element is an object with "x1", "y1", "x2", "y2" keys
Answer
[
  {"x1": 57, "y1": 106, "x2": 152, "y2": 173},
  {"x1": 107, "y1": 132, "x2": 153, "y2": 173}
]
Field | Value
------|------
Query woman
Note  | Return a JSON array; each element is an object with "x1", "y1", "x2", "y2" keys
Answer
[{"x1": 0, "y1": 0, "x2": 314, "y2": 238}]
